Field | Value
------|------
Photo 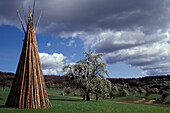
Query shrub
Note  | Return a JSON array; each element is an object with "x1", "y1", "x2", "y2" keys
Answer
[
  {"x1": 148, "y1": 88, "x2": 155, "y2": 94},
  {"x1": 112, "y1": 85, "x2": 118, "y2": 91},
  {"x1": 60, "y1": 92, "x2": 65, "y2": 96},
  {"x1": 168, "y1": 82, "x2": 170, "y2": 88},
  {"x1": 153, "y1": 88, "x2": 159, "y2": 94},
  {"x1": 139, "y1": 87, "x2": 146, "y2": 95},
  {"x1": 161, "y1": 92, "x2": 169, "y2": 102},
  {"x1": 118, "y1": 88, "x2": 123, "y2": 92},
  {"x1": 145, "y1": 93, "x2": 150, "y2": 97},
  {"x1": 74, "y1": 91, "x2": 78, "y2": 96},
  {"x1": 109, "y1": 92, "x2": 116, "y2": 99},
  {"x1": 133, "y1": 87, "x2": 139, "y2": 92},
  {"x1": 63, "y1": 87, "x2": 72, "y2": 95},
  {"x1": 121, "y1": 89, "x2": 129, "y2": 96},
  {"x1": 45, "y1": 81, "x2": 54, "y2": 88},
  {"x1": 144, "y1": 86, "x2": 149, "y2": 92},
  {"x1": 132, "y1": 90, "x2": 138, "y2": 95},
  {"x1": 123, "y1": 84, "x2": 128, "y2": 88},
  {"x1": 158, "y1": 89, "x2": 163, "y2": 94}
]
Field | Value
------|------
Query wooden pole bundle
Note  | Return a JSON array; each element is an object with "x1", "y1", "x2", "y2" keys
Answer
[{"x1": 5, "y1": 9, "x2": 51, "y2": 109}]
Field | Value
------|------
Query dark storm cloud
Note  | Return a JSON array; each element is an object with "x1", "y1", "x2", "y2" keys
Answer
[
  {"x1": 39, "y1": 0, "x2": 170, "y2": 35},
  {"x1": 0, "y1": 0, "x2": 170, "y2": 34}
]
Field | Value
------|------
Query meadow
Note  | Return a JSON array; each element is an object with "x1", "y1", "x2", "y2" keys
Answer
[{"x1": 0, "y1": 87, "x2": 170, "y2": 113}]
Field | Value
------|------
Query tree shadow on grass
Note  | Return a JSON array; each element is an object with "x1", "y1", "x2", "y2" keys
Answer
[
  {"x1": 49, "y1": 98, "x2": 83, "y2": 102},
  {"x1": 0, "y1": 105, "x2": 6, "y2": 108}
]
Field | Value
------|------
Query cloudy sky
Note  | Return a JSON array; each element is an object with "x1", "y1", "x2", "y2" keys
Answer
[{"x1": 1, "y1": 0, "x2": 170, "y2": 78}]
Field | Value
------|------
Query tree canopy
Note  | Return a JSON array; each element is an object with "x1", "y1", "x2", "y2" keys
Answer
[{"x1": 63, "y1": 52, "x2": 111, "y2": 101}]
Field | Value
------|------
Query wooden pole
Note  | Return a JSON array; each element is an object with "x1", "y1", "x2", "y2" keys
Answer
[
  {"x1": 17, "y1": 10, "x2": 26, "y2": 34},
  {"x1": 32, "y1": 0, "x2": 36, "y2": 19},
  {"x1": 22, "y1": 7, "x2": 28, "y2": 25},
  {"x1": 18, "y1": 30, "x2": 29, "y2": 108},
  {"x1": 32, "y1": 44, "x2": 41, "y2": 109},
  {"x1": 32, "y1": 29, "x2": 50, "y2": 107},
  {"x1": 35, "y1": 11, "x2": 42, "y2": 30}
]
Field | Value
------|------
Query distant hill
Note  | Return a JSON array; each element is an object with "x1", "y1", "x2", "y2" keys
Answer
[
  {"x1": 0, "y1": 71, "x2": 170, "y2": 84},
  {"x1": 0, "y1": 71, "x2": 15, "y2": 76},
  {"x1": 108, "y1": 75, "x2": 170, "y2": 84}
]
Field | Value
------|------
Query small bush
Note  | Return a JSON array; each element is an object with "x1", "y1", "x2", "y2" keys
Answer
[
  {"x1": 161, "y1": 92, "x2": 169, "y2": 102},
  {"x1": 145, "y1": 93, "x2": 150, "y2": 97},
  {"x1": 133, "y1": 87, "x2": 139, "y2": 92},
  {"x1": 121, "y1": 89, "x2": 129, "y2": 96},
  {"x1": 158, "y1": 89, "x2": 163, "y2": 94},
  {"x1": 60, "y1": 92, "x2": 65, "y2": 96},
  {"x1": 109, "y1": 92, "x2": 116, "y2": 99},
  {"x1": 153, "y1": 88, "x2": 159, "y2": 94},
  {"x1": 63, "y1": 87, "x2": 72, "y2": 95},
  {"x1": 132, "y1": 90, "x2": 138, "y2": 95},
  {"x1": 112, "y1": 86, "x2": 118, "y2": 91},
  {"x1": 138, "y1": 87, "x2": 146, "y2": 95}
]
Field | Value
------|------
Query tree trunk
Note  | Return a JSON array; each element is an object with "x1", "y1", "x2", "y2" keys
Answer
[
  {"x1": 83, "y1": 93, "x2": 86, "y2": 101},
  {"x1": 86, "y1": 92, "x2": 90, "y2": 101},
  {"x1": 96, "y1": 93, "x2": 98, "y2": 100},
  {"x1": 2, "y1": 82, "x2": 5, "y2": 91}
]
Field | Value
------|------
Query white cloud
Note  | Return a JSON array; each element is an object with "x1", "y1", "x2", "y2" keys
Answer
[
  {"x1": 52, "y1": 29, "x2": 170, "y2": 76},
  {"x1": 39, "y1": 53, "x2": 66, "y2": 75},
  {"x1": 67, "y1": 40, "x2": 75, "y2": 47},
  {"x1": 47, "y1": 42, "x2": 51, "y2": 47},
  {"x1": 39, "y1": 53, "x2": 66, "y2": 68},
  {"x1": 90, "y1": 30, "x2": 168, "y2": 53},
  {"x1": 83, "y1": 30, "x2": 170, "y2": 75},
  {"x1": 42, "y1": 68, "x2": 63, "y2": 75},
  {"x1": 42, "y1": 69, "x2": 59, "y2": 75},
  {"x1": 71, "y1": 53, "x2": 76, "y2": 59}
]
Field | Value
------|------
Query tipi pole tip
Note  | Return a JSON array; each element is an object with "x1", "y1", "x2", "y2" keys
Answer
[
  {"x1": 32, "y1": 0, "x2": 36, "y2": 19},
  {"x1": 29, "y1": 6, "x2": 31, "y2": 17},
  {"x1": 35, "y1": 11, "x2": 42, "y2": 30},
  {"x1": 22, "y1": 7, "x2": 28, "y2": 25},
  {"x1": 17, "y1": 10, "x2": 26, "y2": 34}
]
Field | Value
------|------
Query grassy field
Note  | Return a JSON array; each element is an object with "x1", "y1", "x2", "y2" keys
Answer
[{"x1": 0, "y1": 87, "x2": 170, "y2": 113}]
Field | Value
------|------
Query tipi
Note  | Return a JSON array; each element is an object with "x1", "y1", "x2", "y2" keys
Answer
[{"x1": 5, "y1": 1, "x2": 51, "y2": 109}]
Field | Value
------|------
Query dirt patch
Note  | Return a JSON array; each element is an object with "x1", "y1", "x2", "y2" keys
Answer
[
  {"x1": 134, "y1": 98, "x2": 146, "y2": 103},
  {"x1": 145, "y1": 100, "x2": 156, "y2": 104},
  {"x1": 120, "y1": 97, "x2": 158, "y2": 105},
  {"x1": 119, "y1": 97, "x2": 136, "y2": 102}
]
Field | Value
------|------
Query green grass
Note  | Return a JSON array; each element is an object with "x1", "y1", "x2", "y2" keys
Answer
[
  {"x1": 134, "y1": 94, "x2": 161, "y2": 99},
  {"x1": 146, "y1": 94, "x2": 161, "y2": 99},
  {"x1": 1, "y1": 95, "x2": 170, "y2": 113},
  {"x1": 165, "y1": 96, "x2": 170, "y2": 102},
  {"x1": 47, "y1": 88, "x2": 63, "y2": 95},
  {"x1": 0, "y1": 87, "x2": 170, "y2": 113},
  {"x1": 164, "y1": 81, "x2": 170, "y2": 85}
]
